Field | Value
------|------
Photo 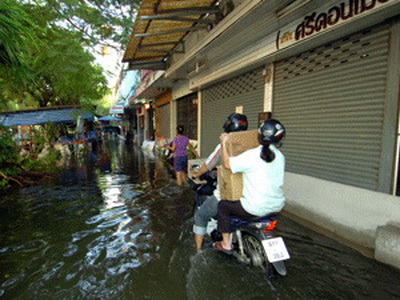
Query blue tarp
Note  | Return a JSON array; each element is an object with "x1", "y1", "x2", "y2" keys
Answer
[
  {"x1": 0, "y1": 108, "x2": 94, "y2": 127},
  {"x1": 98, "y1": 115, "x2": 122, "y2": 122}
]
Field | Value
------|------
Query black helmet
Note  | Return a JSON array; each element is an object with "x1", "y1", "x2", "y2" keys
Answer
[
  {"x1": 258, "y1": 119, "x2": 285, "y2": 144},
  {"x1": 223, "y1": 113, "x2": 248, "y2": 133}
]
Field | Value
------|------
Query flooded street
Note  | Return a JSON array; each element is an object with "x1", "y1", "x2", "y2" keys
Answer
[{"x1": 1, "y1": 140, "x2": 400, "y2": 300}]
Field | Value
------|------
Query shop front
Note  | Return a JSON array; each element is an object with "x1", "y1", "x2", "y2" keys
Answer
[
  {"x1": 154, "y1": 90, "x2": 172, "y2": 141},
  {"x1": 188, "y1": 0, "x2": 400, "y2": 264},
  {"x1": 123, "y1": 0, "x2": 400, "y2": 268},
  {"x1": 273, "y1": 22, "x2": 394, "y2": 193},
  {"x1": 200, "y1": 68, "x2": 264, "y2": 155}
]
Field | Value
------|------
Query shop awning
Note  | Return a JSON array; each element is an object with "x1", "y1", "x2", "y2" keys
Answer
[
  {"x1": 0, "y1": 107, "x2": 94, "y2": 127},
  {"x1": 122, "y1": 0, "x2": 218, "y2": 70},
  {"x1": 98, "y1": 115, "x2": 123, "y2": 122}
]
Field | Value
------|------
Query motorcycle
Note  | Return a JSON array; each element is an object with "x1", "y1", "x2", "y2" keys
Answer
[
  {"x1": 189, "y1": 165, "x2": 290, "y2": 279},
  {"x1": 188, "y1": 166, "x2": 218, "y2": 211}
]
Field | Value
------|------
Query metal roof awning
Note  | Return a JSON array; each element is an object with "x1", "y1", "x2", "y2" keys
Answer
[
  {"x1": 122, "y1": 0, "x2": 219, "y2": 70},
  {"x1": 0, "y1": 107, "x2": 94, "y2": 127}
]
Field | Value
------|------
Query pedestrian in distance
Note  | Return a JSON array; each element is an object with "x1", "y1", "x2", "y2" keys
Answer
[{"x1": 166, "y1": 124, "x2": 199, "y2": 186}]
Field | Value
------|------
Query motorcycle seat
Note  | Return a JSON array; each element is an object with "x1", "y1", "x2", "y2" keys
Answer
[
  {"x1": 231, "y1": 213, "x2": 276, "y2": 223},
  {"x1": 230, "y1": 214, "x2": 277, "y2": 230}
]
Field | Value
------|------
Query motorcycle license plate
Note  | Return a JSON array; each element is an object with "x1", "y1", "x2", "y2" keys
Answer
[{"x1": 262, "y1": 237, "x2": 290, "y2": 263}]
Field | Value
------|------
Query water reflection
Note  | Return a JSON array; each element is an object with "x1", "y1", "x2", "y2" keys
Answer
[
  {"x1": 0, "y1": 141, "x2": 181, "y2": 299},
  {"x1": 0, "y1": 141, "x2": 400, "y2": 300}
]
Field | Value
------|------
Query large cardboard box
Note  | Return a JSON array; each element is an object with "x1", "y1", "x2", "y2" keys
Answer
[
  {"x1": 218, "y1": 166, "x2": 242, "y2": 200},
  {"x1": 225, "y1": 130, "x2": 259, "y2": 156},
  {"x1": 218, "y1": 130, "x2": 259, "y2": 200}
]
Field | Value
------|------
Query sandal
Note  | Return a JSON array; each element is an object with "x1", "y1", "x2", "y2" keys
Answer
[{"x1": 213, "y1": 241, "x2": 233, "y2": 255}]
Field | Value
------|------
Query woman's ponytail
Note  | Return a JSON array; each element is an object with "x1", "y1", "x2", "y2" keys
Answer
[
  {"x1": 260, "y1": 144, "x2": 275, "y2": 163},
  {"x1": 258, "y1": 119, "x2": 285, "y2": 162}
]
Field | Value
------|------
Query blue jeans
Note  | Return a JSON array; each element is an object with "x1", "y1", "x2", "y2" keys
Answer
[{"x1": 193, "y1": 195, "x2": 218, "y2": 235}]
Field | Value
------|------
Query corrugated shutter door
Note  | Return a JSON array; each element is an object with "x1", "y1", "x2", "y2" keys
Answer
[
  {"x1": 273, "y1": 24, "x2": 390, "y2": 191},
  {"x1": 201, "y1": 68, "x2": 264, "y2": 155},
  {"x1": 158, "y1": 103, "x2": 170, "y2": 138}
]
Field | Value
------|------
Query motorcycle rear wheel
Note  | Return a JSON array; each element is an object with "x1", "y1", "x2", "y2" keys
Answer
[{"x1": 242, "y1": 234, "x2": 276, "y2": 278}]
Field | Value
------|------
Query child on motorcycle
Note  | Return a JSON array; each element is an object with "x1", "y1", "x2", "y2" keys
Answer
[
  {"x1": 214, "y1": 119, "x2": 286, "y2": 252},
  {"x1": 191, "y1": 113, "x2": 248, "y2": 251}
]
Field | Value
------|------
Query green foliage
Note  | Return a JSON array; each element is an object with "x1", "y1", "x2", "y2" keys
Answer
[
  {"x1": 43, "y1": 123, "x2": 63, "y2": 144},
  {"x1": 1, "y1": 27, "x2": 109, "y2": 111},
  {"x1": 0, "y1": 0, "x2": 141, "y2": 189},
  {"x1": 0, "y1": 125, "x2": 63, "y2": 190},
  {"x1": 31, "y1": 128, "x2": 47, "y2": 155},
  {"x1": 28, "y1": 0, "x2": 140, "y2": 48},
  {"x1": 0, "y1": 0, "x2": 39, "y2": 111},
  {"x1": 1, "y1": 0, "x2": 142, "y2": 111},
  {"x1": 0, "y1": 0, "x2": 143, "y2": 112},
  {"x1": 188, "y1": 143, "x2": 198, "y2": 159},
  {"x1": 25, "y1": 27, "x2": 109, "y2": 108},
  {"x1": 0, "y1": 126, "x2": 19, "y2": 188},
  {"x1": 0, "y1": 0, "x2": 36, "y2": 67},
  {"x1": 0, "y1": 126, "x2": 18, "y2": 166},
  {"x1": 26, "y1": 148, "x2": 61, "y2": 173}
]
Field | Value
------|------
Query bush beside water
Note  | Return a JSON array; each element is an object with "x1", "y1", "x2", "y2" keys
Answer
[{"x1": 0, "y1": 125, "x2": 60, "y2": 191}]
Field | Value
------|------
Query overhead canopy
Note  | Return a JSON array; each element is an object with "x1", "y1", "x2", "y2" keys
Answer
[
  {"x1": 98, "y1": 115, "x2": 123, "y2": 122},
  {"x1": 122, "y1": 0, "x2": 218, "y2": 70},
  {"x1": 0, "y1": 107, "x2": 94, "y2": 127}
]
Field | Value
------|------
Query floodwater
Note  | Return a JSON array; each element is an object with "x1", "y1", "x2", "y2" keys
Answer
[{"x1": 1, "y1": 140, "x2": 400, "y2": 300}]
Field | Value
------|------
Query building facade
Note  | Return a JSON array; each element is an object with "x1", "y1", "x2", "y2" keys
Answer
[{"x1": 124, "y1": 0, "x2": 400, "y2": 269}]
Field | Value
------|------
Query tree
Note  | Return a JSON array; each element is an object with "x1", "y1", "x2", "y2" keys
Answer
[
  {"x1": 0, "y1": 0, "x2": 38, "y2": 111},
  {"x1": 1, "y1": 26, "x2": 109, "y2": 110},
  {"x1": 26, "y1": 28, "x2": 108, "y2": 108},
  {"x1": 1, "y1": 0, "x2": 141, "y2": 112},
  {"x1": 1, "y1": 1, "x2": 112, "y2": 111},
  {"x1": 0, "y1": 0, "x2": 35, "y2": 68},
  {"x1": 27, "y1": 0, "x2": 140, "y2": 49}
]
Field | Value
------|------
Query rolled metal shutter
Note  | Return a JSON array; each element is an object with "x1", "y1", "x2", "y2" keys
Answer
[
  {"x1": 158, "y1": 103, "x2": 171, "y2": 138},
  {"x1": 201, "y1": 68, "x2": 264, "y2": 155},
  {"x1": 273, "y1": 24, "x2": 390, "y2": 191}
]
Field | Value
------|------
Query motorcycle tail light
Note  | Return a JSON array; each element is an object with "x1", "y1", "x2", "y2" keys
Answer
[{"x1": 262, "y1": 220, "x2": 278, "y2": 233}]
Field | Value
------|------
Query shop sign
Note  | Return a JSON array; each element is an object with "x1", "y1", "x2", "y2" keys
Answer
[
  {"x1": 109, "y1": 104, "x2": 124, "y2": 114},
  {"x1": 276, "y1": 0, "x2": 393, "y2": 50}
]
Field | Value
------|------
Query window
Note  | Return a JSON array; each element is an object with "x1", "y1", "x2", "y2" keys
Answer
[{"x1": 177, "y1": 93, "x2": 198, "y2": 139}]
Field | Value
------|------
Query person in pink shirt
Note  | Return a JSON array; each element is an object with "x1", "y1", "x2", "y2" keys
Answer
[{"x1": 167, "y1": 125, "x2": 198, "y2": 185}]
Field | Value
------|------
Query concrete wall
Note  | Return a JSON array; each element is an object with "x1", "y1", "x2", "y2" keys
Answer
[
  {"x1": 171, "y1": 80, "x2": 192, "y2": 100},
  {"x1": 284, "y1": 172, "x2": 400, "y2": 269}
]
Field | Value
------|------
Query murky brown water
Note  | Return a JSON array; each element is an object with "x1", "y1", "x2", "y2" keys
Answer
[{"x1": 1, "y1": 140, "x2": 400, "y2": 300}]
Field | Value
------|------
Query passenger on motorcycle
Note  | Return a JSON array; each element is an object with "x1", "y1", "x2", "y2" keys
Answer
[
  {"x1": 215, "y1": 119, "x2": 286, "y2": 252},
  {"x1": 192, "y1": 113, "x2": 248, "y2": 251}
]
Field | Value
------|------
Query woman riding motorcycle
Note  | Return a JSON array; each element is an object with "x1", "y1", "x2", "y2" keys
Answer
[
  {"x1": 215, "y1": 119, "x2": 286, "y2": 252},
  {"x1": 192, "y1": 113, "x2": 248, "y2": 251}
]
